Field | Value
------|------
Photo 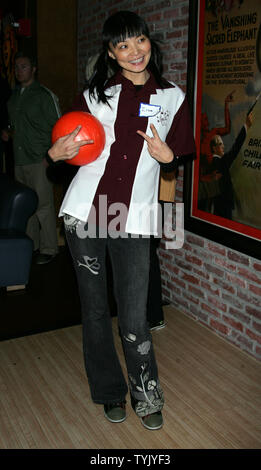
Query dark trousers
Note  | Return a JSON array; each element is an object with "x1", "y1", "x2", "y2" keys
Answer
[
  {"x1": 64, "y1": 217, "x2": 164, "y2": 417},
  {"x1": 147, "y1": 236, "x2": 164, "y2": 324}
]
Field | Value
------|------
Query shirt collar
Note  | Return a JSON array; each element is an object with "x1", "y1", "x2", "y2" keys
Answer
[
  {"x1": 106, "y1": 70, "x2": 172, "y2": 94},
  {"x1": 18, "y1": 80, "x2": 40, "y2": 92}
]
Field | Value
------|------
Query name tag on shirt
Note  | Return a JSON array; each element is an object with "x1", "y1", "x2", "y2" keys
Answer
[{"x1": 139, "y1": 103, "x2": 161, "y2": 117}]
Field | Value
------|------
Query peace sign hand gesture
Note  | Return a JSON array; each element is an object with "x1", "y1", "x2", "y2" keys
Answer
[
  {"x1": 48, "y1": 126, "x2": 94, "y2": 162},
  {"x1": 137, "y1": 124, "x2": 174, "y2": 164}
]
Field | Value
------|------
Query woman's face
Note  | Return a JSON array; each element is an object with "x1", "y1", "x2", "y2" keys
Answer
[{"x1": 108, "y1": 34, "x2": 151, "y2": 84}]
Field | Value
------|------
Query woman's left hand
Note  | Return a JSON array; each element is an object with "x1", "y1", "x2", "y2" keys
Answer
[{"x1": 137, "y1": 124, "x2": 174, "y2": 164}]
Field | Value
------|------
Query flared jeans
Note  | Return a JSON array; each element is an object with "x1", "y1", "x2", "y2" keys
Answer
[{"x1": 64, "y1": 216, "x2": 164, "y2": 417}]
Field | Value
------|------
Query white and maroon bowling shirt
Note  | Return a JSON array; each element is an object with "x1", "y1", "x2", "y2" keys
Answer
[{"x1": 59, "y1": 71, "x2": 196, "y2": 236}]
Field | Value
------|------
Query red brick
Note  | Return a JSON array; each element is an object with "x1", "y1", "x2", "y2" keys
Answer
[
  {"x1": 208, "y1": 296, "x2": 227, "y2": 313},
  {"x1": 190, "y1": 304, "x2": 208, "y2": 322},
  {"x1": 173, "y1": 296, "x2": 189, "y2": 310},
  {"x1": 213, "y1": 277, "x2": 236, "y2": 294},
  {"x1": 158, "y1": 250, "x2": 173, "y2": 261},
  {"x1": 201, "y1": 302, "x2": 221, "y2": 318},
  {"x1": 222, "y1": 292, "x2": 244, "y2": 309},
  {"x1": 172, "y1": 18, "x2": 189, "y2": 28},
  {"x1": 164, "y1": 262, "x2": 178, "y2": 273},
  {"x1": 214, "y1": 257, "x2": 237, "y2": 272},
  {"x1": 192, "y1": 267, "x2": 210, "y2": 280},
  {"x1": 229, "y1": 307, "x2": 251, "y2": 325},
  {"x1": 146, "y1": 13, "x2": 162, "y2": 22},
  {"x1": 181, "y1": 5, "x2": 189, "y2": 15},
  {"x1": 163, "y1": 8, "x2": 179, "y2": 19},
  {"x1": 162, "y1": 287, "x2": 170, "y2": 298},
  {"x1": 185, "y1": 254, "x2": 202, "y2": 266},
  {"x1": 201, "y1": 281, "x2": 220, "y2": 296},
  {"x1": 253, "y1": 320, "x2": 261, "y2": 333},
  {"x1": 227, "y1": 251, "x2": 249, "y2": 266},
  {"x1": 166, "y1": 281, "x2": 181, "y2": 294},
  {"x1": 222, "y1": 315, "x2": 244, "y2": 332},
  {"x1": 176, "y1": 259, "x2": 193, "y2": 271},
  {"x1": 181, "y1": 242, "x2": 193, "y2": 252},
  {"x1": 183, "y1": 292, "x2": 200, "y2": 305},
  {"x1": 207, "y1": 242, "x2": 226, "y2": 256},
  {"x1": 158, "y1": 0, "x2": 171, "y2": 8},
  {"x1": 170, "y1": 62, "x2": 187, "y2": 71},
  {"x1": 238, "y1": 290, "x2": 261, "y2": 308},
  {"x1": 249, "y1": 283, "x2": 261, "y2": 297},
  {"x1": 172, "y1": 40, "x2": 187, "y2": 50},
  {"x1": 170, "y1": 276, "x2": 186, "y2": 289},
  {"x1": 181, "y1": 272, "x2": 200, "y2": 285},
  {"x1": 237, "y1": 267, "x2": 261, "y2": 285},
  {"x1": 189, "y1": 285, "x2": 205, "y2": 298},
  {"x1": 186, "y1": 234, "x2": 205, "y2": 248},
  {"x1": 235, "y1": 334, "x2": 253, "y2": 351},
  {"x1": 204, "y1": 263, "x2": 224, "y2": 278},
  {"x1": 210, "y1": 318, "x2": 230, "y2": 335},
  {"x1": 133, "y1": 0, "x2": 147, "y2": 5},
  {"x1": 226, "y1": 273, "x2": 246, "y2": 289},
  {"x1": 253, "y1": 262, "x2": 261, "y2": 272},
  {"x1": 246, "y1": 329, "x2": 261, "y2": 345},
  {"x1": 166, "y1": 30, "x2": 182, "y2": 39},
  {"x1": 154, "y1": 21, "x2": 170, "y2": 32}
]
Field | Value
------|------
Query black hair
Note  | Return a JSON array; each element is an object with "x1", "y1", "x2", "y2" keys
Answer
[{"x1": 88, "y1": 11, "x2": 166, "y2": 104}]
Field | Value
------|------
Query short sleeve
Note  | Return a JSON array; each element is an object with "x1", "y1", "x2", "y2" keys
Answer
[
  {"x1": 166, "y1": 96, "x2": 196, "y2": 157},
  {"x1": 160, "y1": 96, "x2": 196, "y2": 172}
]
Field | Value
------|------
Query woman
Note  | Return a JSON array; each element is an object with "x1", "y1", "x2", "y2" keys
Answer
[{"x1": 49, "y1": 11, "x2": 196, "y2": 430}]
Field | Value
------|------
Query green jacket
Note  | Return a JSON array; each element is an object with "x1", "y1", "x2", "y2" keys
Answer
[{"x1": 7, "y1": 80, "x2": 60, "y2": 165}]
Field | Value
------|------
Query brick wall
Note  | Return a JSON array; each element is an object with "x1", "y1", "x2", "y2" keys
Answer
[
  {"x1": 159, "y1": 232, "x2": 261, "y2": 360},
  {"x1": 77, "y1": 0, "x2": 261, "y2": 361}
]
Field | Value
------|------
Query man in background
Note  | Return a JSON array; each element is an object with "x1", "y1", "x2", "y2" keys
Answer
[{"x1": 2, "y1": 52, "x2": 60, "y2": 264}]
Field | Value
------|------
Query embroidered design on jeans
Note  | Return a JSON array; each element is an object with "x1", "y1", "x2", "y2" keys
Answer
[
  {"x1": 64, "y1": 215, "x2": 81, "y2": 233},
  {"x1": 137, "y1": 340, "x2": 151, "y2": 355},
  {"x1": 77, "y1": 255, "x2": 100, "y2": 275}
]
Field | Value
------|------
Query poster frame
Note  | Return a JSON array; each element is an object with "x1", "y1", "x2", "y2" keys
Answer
[{"x1": 184, "y1": 0, "x2": 261, "y2": 260}]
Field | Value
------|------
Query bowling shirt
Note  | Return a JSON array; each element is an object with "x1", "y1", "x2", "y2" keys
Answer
[{"x1": 59, "y1": 71, "x2": 196, "y2": 235}]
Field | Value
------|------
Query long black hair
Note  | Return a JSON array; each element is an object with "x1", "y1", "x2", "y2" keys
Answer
[{"x1": 88, "y1": 11, "x2": 166, "y2": 104}]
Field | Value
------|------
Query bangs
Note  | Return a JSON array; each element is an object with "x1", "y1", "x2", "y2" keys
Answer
[{"x1": 102, "y1": 11, "x2": 150, "y2": 47}]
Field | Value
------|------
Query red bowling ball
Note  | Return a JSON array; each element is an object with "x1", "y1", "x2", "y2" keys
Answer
[{"x1": 51, "y1": 111, "x2": 106, "y2": 166}]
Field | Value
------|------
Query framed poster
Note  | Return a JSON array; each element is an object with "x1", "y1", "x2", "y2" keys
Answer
[{"x1": 185, "y1": 0, "x2": 261, "y2": 259}]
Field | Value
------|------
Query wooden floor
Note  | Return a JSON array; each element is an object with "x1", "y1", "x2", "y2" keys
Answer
[{"x1": 0, "y1": 305, "x2": 260, "y2": 449}]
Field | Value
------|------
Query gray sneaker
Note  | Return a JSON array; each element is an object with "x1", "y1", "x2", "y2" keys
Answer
[
  {"x1": 140, "y1": 411, "x2": 163, "y2": 430},
  {"x1": 104, "y1": 402, "x2": 126, "y2": 423},
  {"x1": 149, "y1": 320, "x2": 166, "y2": 331},
  {"x1": 35, "y1": 253, "x2": 57, "y2": 265}
]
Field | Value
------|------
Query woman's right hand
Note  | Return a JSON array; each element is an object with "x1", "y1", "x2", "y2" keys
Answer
[{"x1": 48, "y1": 125, "x2": 93, "y2": 162}]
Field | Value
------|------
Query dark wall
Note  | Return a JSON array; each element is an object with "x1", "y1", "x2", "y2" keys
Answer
[
  {"x1": 1, "y1": 0, "x2": 77, "y2": 113},
  {"x1": 37, "y1": 0, "x2": 77, "y2": 113}
]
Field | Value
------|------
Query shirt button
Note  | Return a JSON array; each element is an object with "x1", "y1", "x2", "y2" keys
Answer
[
  {"x1": 123, "y1": 154, "x2": 127, "y2": 160},
  {"x1": 116, "y1": 177, "x2": 122, "y2": 182}
]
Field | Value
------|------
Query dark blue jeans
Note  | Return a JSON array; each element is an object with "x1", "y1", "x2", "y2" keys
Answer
[{"x1": 65, "y1": 216, "x2": 164, "y2": 417}]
